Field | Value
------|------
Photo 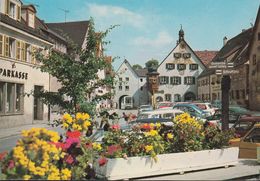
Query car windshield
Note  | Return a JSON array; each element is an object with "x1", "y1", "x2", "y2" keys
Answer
[{"x1": 140, "y1": 105, "x2": 152, "y2": 109}]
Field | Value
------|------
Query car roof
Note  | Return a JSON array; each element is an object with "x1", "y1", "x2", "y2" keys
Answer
[
  {"x1": 131, "y1": 118, "x2": 173, "y2": 124},
  {"x1": 239, "y1": 116, "x2": 260, "y2": 122},
  {"x1": 139, "y1": 109, "x2": 183, "y2": 114}
]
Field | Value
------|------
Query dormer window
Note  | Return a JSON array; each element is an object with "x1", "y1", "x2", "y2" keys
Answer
[
  {"x1": 174, "y1": 53, "x2": 181, "y2": 59},
  {"x1": 183, "y1": 53, "x2": 191, "y2": 59},
  {"x1": 9, "y1": 2, "x2": 16, "y2": 18},
  {"x1": 28, "y1": 12, "x2": 35, "y2": 28}
]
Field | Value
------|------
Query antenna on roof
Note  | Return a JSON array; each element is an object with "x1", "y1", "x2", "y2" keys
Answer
[{"x1": 59, "y1": 8, "x2": 69, "y2": 23}]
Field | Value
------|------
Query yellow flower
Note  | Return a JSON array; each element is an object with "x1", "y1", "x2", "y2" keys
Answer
[
  {"x1": 23, "y1": 175, "x2": 31, "y2": 180},
  {"x1": 61, "y1": 168, "x2": 71, "y2": 180},
  {"x1": 150, "y1": 123, "x2": 155, "y2": 128},
  {"x1": 145, "y1": 145, "x2": 153, "y2": 152},
  {"x1": 76, "y1": 112, "x2": 83, "y2": 120},
  {"x1": 167, "y1": 133, "x2": 173, "y2": 139},
  {"x1": 82, "y1": 113, "x2": 90, "y2": 120},
  {"x1": 149, "y1": 130, "x2": 158, "y2": 136},
  {"x1": 63, "y1": 113, "x2": 71, "y2": 120},
  {"x1": 92, "y1": 142, "x2": 102, "y2": 150},
  {"x1": 155, "y1": 123, "x2": 161, "y2": 128},
  {"x1": 83, "y1": 120, "x2": 91, "y2": 129},
  {"x1": 63, "y1": 123, "x2": 69, "y2": 129}
]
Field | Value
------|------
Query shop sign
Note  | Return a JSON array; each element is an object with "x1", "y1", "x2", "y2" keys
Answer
[{"x1": 0, "y1": 68, "x2": 28, "y2": 80}]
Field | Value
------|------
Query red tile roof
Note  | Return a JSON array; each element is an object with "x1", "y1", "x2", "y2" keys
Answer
[{"x1": 194, "y1": 50, "x2": 218, "y2": 67}]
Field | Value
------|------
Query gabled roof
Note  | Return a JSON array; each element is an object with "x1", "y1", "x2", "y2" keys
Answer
[
  {"x1": 0, "y1": 13, "x2": 52, "y2": 43},
  {"x1": 159, "y1": 39, "x2": 207, "y2": 69},
  {"x1": 198, "y1": 68, "x2": 215, "y2": 78},
  {"x1": 194, "y1": 51, "x2": 218, "y2": 67},
  {"x1": 211, "y1": 28, "x2": 253, "y2": 66},
  {"x1": 248, "y1": 5, "x2": 260, "y2": 55},
  {"x1": 46, "y1": 21, "x2": 89, "y2": 47},
  {"x1": 134, "y1": 68, "x2": 148, "y2": 77}
]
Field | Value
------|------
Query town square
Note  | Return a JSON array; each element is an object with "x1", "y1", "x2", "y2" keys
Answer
[{"x1": 0, "y1": 0, "x2": 260, "y2": 180}]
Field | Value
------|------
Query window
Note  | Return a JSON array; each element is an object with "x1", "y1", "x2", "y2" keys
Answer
[
  {"x1": 119, "y1": 77, "x2": 122, "y2": 81},
  {"x1": 242, "y1": 90, "x2": 246, "y2": 99},
  {"x1": 125, "y1": 77, "x2": 129, "y2": 81},
  {"x1": 0, "y1": 34, "x2": 3, "y2": 56},
  {"x1": 174, "y1": 94, "x2": 181, "y2": 102},
  {"x1": 140, "y1": 78, "x2": 143, "y2": 82},
  {"x1": 140, "y1": 86, "x2": 143, "y2": 91},
  {"x1": 159, "y1": 76, "x2": 169, "y2": 85},
  {"x1": 4, "y1": 36, "x2": 9, "y2": 57},
  {"x1": 183, "y1": 53, "x2": 191, "y2": 59},
  {"x1": 21, "y1": 42, "x2": 26, "y2": 61},
  {"x1": 170, "y1": 76, "x2": 181, "y2": 85},
  {"x1": 28, "y1": 12, "x2": 35, "y2": 28},
  {"x1": 9, "y1": 37, "x2": 15, "y2": 58},
  {"x1": 119, "y1": 86, "x2": 122, "y2": 91},
  {"x1": 9, "y1": 2, "x2": 16, "y2": 19},
  {"x1": 125, "y1": 86, "x2": 129, "y2": 91},
  {"x1": 177, "y1": 64, "x2": 186, "y2": 70},
  {"x1": 184, "y1": 76, "x2": 195, "y2": 85},
  {"x1": 165, "y1": 94, "x2": 172, "y2": 102},
  {"x1": 25, "y1": 44, "x2": 31, "y2": 62},
  {"x1": 189, "y1": 64, "x2": 198, "y2": 70},
  {"x1": 17, "y1": 5, "x2": 21, "y2": 21},
  {"x1": 166, "y1": 63, "x2": 175, "y2": 70},
  {"x1": 174, "y1": 53, "x2": 181, "y2": 59},
  {"x1": 0, "y1": 82, "x2": 24, "y2": 114}
]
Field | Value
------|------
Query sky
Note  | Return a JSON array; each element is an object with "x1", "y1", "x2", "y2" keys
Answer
[{"x1": 26, "y1": 0, "x2": 259, "y2": 70}]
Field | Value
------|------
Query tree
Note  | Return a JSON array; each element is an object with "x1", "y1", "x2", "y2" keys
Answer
[
  {"x1": 36, "y1": 18, "x2": 116, "y2": 114},
  {"x1": 132, "y1": 64, "x2": 142, "y2": 70},
  {"x1": 145, "y1": 59, "x2": 159, "y2": 69}
]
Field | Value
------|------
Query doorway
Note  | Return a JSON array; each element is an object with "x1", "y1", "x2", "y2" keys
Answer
[{"x1": 34, "y1": 85, "x2": 44, "y2": 120}]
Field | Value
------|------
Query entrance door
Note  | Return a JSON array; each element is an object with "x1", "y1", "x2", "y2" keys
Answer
[
  {"x1": 34, "y1": 85, "x2": 44, "y2": 120},
  {"x1": 184, "y1": 92, "x2": 196, "y2": 102}
]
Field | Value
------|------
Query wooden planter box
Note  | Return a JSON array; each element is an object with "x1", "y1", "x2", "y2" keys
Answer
[{"x1": 94, "y1": 147, "x2": 239, "y2": 180}]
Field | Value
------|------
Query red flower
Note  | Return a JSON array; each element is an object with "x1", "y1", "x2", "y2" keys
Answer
[
  {"x1": 85, "y1": 143, "x2": 93, "y2": 149},
  {"x1": 50, "y1": 142, "x2": 66, "y2": 150},
  {"x1": 0, "y1": 151, "x2": 7, "y2": 161},
  {"x1": 141, "y1": 123, "x2": 152, "y2": 131},
  {"x1": 8, "y1": 160, "x2": 15, "y2": 169},
  {"x1": 66, "y1": 131, "x2": 81, "y2": 138},
  {"x1": 107, "y1": 145, "x2": 122, "y2": 155},
  {"x1": 98, "y1": 157, "x2": 108, "y2": 166},
  {"x1": 65, "y1": 154, "x2": 74, "y2": 164},
  {"x1": 111, "y1": 124, "x2": 120, "y2": 130}
]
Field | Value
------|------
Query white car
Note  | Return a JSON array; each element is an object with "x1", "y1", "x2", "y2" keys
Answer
[
  {"x1": 193, "y1": 102, "x2": 216, "y2": 116},
  {"x1": 138, "y1": 105, "x2": 153, "y2": 114}
]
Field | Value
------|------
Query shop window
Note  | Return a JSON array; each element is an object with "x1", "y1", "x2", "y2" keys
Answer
[{"x1": 0, "y1": 82, "x2": 24, "y2": 114}]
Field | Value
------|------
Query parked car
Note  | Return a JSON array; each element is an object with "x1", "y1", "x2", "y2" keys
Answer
[
  {"x1": 172, "y1": 104, "x2": 211, "y2": 120},
  {"x1": 129, "y1": 117, "x2": 174, "y2": 127},
  {"x1": 156, "y1": 102, "x2": 174, "y2": 109},
  {"x1": 138, "y1": 105, "x2": 153, "y2": 115},
  {"x1": 229, "y1": 124, "x2": 260, "y2": 159},
  {"x1": 192, "y1": 102, "x2": 216, "y2": 116},
  {"x1": 137, "y1": 109, "x2": 183, "y2": 120},
  {"x1": 206, "y1": 105, "x2": 260, "y2": 123},
  {"x1": 231, "y1": 116, "x2": 260, "y2": 137}
]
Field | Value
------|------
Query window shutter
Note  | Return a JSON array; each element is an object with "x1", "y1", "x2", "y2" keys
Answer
[
  {"x1": 179, "y1": 77, "x2": 181, "y2": 84},
  {"x1": 193, "y1": 77, "x2": 196, "y2": 84},
  {"x1": 0, "y1": 35, "x2": 3, "y2": 56},
  {"x1": 17, "y1": 5, "x2": 21, "y2": 21},
  {"x1": 166, "y1": 77, "x2": 169, "y2": 84},
  {"x1": 5, "y1": 0, "x2": 10, "y2": 15},
  {"x1": 31, "y1": 46, "x2": 36, "y2": 64},
  {"x1": 21, "y1": 42, "x2": 26, "y2": 61},
  {"x1": 184, "y1": 77, "x2": 187, "y2": 84},
  {"x1": 4, "y1": 36, "x2": 9, "y2": 57},
  {"x1": 16, "y1": 40, "x2": 21, "y2": 60}
]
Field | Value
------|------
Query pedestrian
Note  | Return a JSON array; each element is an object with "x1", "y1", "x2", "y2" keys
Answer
[{"x1": 122, "y1": 112, "x2": 129, "y2": 122}]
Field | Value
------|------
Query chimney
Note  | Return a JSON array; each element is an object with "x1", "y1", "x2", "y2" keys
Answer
[{"x1": 223, "y1": 36, "x2": 228, "y2": 46}]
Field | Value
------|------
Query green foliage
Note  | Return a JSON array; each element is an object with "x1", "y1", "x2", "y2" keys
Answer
[
  {"x1": 36, "y1": 18, "x2": 117, "y2": 114},
  {"x1": 132, "y1": 64, "x2": 142, "y2": 70},
  {"x1": 145, "y1": 59, "x2": 159, "y2": 69},
  {"x1": 78, "y1": 102, "x2": 96, "y2": 117}
]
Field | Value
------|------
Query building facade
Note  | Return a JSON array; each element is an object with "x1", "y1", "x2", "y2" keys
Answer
[
  {"x1": 249, "y1": 6, "x2": 260, "y2": 111},
  {"x1": 155, "y1": 28, "x2": 206, "y2": 102},
  {"x1": 113, "y1": 59, "x2": 149, "y2": 109},
  {"x1": 0, "y1": 0, "x2": 54, "y2": 128}
]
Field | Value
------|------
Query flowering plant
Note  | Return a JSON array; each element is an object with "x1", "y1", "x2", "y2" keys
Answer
[
  {"x1": 62, "y1": 112, "x2": 92, "y2": 132},
  {"x1": 0, "y1": 128, "x2": 71, "y2": 180}
]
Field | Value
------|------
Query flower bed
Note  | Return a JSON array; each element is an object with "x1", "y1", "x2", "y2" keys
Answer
[{"x1": 94, "y1": 147, "x2": 239, "y2": 180}]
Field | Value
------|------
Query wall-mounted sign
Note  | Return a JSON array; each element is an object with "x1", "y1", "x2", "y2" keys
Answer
[{"x1": 0, "y1": 68, "x2": 28, "y2": 80}]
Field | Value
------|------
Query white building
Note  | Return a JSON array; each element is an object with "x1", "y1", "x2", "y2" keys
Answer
[
  {"x1": 113, "y1": 59, "x2": 149, "y2": 109},
  {"x1": 156, "y1": 28, "x2": 206, "y2": 102},
  {"x1": 0, "y1": 1, "x2": 55, "y2": 128}
]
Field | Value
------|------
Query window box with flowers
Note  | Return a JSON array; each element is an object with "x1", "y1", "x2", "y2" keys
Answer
[{"x1": 94, "y1": 113, "x2": 238, "y2": 180}]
